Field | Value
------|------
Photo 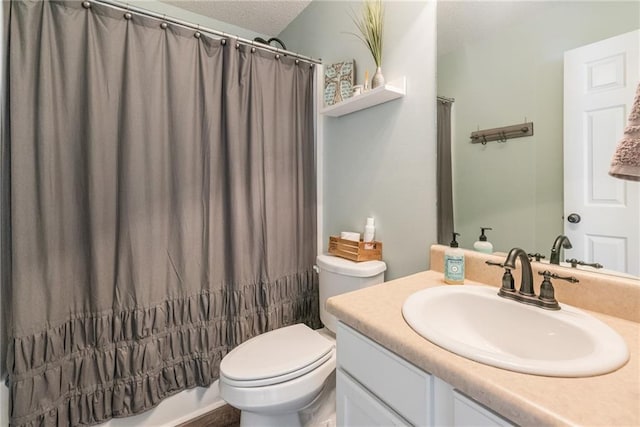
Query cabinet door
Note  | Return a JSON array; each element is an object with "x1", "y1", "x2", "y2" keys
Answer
[
  {"x1": 337, "y1": 369, "x2": 410, "y2": 426},
  {"x1": 453, "y1": 391, "x2": 513, "y2": 427},
  {"x1": 337, "y1": 323, "x2": 432, "y2": 425}
]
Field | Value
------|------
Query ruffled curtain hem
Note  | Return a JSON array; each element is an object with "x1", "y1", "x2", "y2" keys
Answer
[{"x1": 8, "y1": 269, "x2": 320, "y2": 427}]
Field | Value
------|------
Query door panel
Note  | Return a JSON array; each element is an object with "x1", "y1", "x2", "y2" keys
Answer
[
  {"x1": 564, "y1": 30, "x2": 639, "y2": 276},
  {"x1": 586, "y1": 107, "x2": 626, "y2": 204}
]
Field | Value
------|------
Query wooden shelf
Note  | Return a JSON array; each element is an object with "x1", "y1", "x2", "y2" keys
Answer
[{"x1": 320, "y1": 77, "x2": 406, "y2": 117}]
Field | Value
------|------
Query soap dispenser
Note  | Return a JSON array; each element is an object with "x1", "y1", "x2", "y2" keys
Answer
[
  {"x1": 444, "y1": 232, "x2": 465, "y2": 285},
  {"x1": 473, "y1": 227, "x2": 493, "y2": 254}
]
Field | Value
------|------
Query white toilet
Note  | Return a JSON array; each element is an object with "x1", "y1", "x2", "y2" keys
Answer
[{"x1": 219, "y1": 254, "x2": 386, "y2": 427}]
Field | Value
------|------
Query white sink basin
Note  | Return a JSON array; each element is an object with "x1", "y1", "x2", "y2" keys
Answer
[{"x1": 402, "y1": 285, "x2": 629, "y2": 377}]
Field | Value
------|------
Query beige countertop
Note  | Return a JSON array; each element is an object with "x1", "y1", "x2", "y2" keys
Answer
[{"x1": 326, "y1": 270, "x2": 640, "y2": 426}]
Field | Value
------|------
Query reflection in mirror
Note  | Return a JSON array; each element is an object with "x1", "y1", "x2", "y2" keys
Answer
[{"x1": 437, "y1": 1, "x2": 640, "y2": 278}]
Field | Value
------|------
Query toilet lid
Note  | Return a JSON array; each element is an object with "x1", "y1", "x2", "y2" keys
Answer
[
  {"x1": 316, "y1": 254, "x2": 386, "y2": 277},
  {"x1": 220, "y1": 324, "x2": 335, "y2": 385}
]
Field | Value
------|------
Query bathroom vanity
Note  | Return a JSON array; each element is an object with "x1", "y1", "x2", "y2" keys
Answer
[
  {"x1": 327, "y1": 246, "x2": 640, "y2": 426},
  {"x1": 336, "y1": 322, "x2": 512, "y2": 426}
]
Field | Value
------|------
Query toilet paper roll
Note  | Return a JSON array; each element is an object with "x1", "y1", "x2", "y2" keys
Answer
[{"x1": 340, "y1": 231, "x2": 361, "y2": 242}]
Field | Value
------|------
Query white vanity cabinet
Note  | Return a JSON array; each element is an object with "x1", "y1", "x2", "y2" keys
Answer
[
  {"x1": 336, "y1": 322, "x2": 514, "y2": 426},
  {"x1": 337, "y1": 370, "x2": 410, "y2": 425},
  {"x1": 337, "y1": 322, "x2": 432, "y2": 425},
  {"x1": 452, "y1": 391, "x2": 513, "y2": 427}
]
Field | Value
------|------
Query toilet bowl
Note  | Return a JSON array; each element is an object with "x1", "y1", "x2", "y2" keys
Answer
[
  {"x1": 219, "y1": 255, "x2": 386, "y2": 426},
  {"x1": 220, "y1": 324, "x2": 336, "y2": 426}
]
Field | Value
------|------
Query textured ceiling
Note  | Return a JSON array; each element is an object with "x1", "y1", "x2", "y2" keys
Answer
[
  {"x1": 160, "y1": 0, "x2": 312, "y2": 36},
  {"x1": 159, "y1": 1, "x2": 556, "y2": 54}
]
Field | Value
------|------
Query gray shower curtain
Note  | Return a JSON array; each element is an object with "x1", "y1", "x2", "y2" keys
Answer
[
  {"x1": 2, "y1": 1, "x2": 318, "y2": 426},
  {"x1": 437, "y1": 100, "x2": 454, "y2": 244}
]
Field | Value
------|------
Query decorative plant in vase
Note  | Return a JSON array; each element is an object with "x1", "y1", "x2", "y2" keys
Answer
[{"x1": 350, "y1": 0, "x2": 385, "y2": 88}]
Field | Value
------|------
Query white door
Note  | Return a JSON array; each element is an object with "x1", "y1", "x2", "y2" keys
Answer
[{"x1": 564, "y1": 30, "x2": 639, "y2": 276}]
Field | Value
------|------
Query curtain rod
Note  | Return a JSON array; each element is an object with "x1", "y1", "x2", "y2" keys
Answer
[
  {"x1": 437, "y1": 96, "x2": 455, "y2": 103},
  {"x1": 90, "y1": 0, "x2": 323, "y2": 65}
]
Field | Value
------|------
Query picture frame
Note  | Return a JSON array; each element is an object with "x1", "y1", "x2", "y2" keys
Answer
[{"x1": 324, "y1": 60, "x2": 355, "y2": 106}]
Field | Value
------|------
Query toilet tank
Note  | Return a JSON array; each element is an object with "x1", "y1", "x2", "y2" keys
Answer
[{"x1": 316, "y1": 254, "x2": 386, "y2": 332}]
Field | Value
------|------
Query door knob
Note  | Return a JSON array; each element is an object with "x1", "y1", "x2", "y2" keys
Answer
[{"x1": 567, "y1": 213, "x2": 581, "y2": 223}]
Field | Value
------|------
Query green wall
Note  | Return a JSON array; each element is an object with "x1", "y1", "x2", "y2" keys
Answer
[
  {"x1": 438, "y1": 1, "x2": 640, "y2": 255},
  {"x1": 280, "y1": 1, "x2": 438, "y2": 280}
]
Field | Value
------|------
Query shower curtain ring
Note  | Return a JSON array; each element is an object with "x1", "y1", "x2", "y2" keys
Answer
[
  {"x1": 194, "y1": 25, "x2": 201, "y2": 39},
  {"x1": 82, "y1": 1, "x2": 91, "y2": 9},
  {"x1": 124, "y1": 4, "x2": 132, "y2": 20},
  {"x1": 160, "y1": 15, "x2": 167, "y2": 29}
]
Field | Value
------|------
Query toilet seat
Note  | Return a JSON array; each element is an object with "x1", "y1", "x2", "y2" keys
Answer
[
  {"x1": 220, "y1": 324, "x2": 335, "y2": 387},
  {"x1": 221, "y1": 350, "x2": 334, "y2": 387},
  {"x1": 219, "y1": 350, "x2": 336, "y2": 415}
]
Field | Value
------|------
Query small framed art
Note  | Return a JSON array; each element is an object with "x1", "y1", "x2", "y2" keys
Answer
[{"x1": 324, "y1": 60, "x2": 355, "y2": 106}]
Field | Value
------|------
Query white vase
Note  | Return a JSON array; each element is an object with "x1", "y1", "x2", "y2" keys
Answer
[{"x1": 372, "y1": 66, "x2": 385, "y2": 88}]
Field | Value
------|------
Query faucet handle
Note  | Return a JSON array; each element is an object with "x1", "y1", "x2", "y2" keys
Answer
[
  {"x1": 535, "y1": 270, "x2": 579, "y2": 310},
  {"x1": 565, "y1": 258, "x2": 603, "y2": 269},
  {"x1": 565, "y1": 258, "x2": 580, "y2": 268},
  {"x1": 528, "y1": 252, "x2": 546, "y2": 262},
  {"x1": 486, "y1": 261, "x2": 515, "y2": 292},
  {"x1": 485, "y1": 260, "x2": 504, "y2": 268},
  {"x1": 584, "y1": 262, "x2": 603, "y2": 269},
  {"x1": 538, "y1": 270, "x2": 579, "y2": 283},
  {"x1": 552, "y1": 273, "x2": 579, "y2": 284},
  {"x1": 536, "y1": 270, "x2": 560, "y2": 309}
]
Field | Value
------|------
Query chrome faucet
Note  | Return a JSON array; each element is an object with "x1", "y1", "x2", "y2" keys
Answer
[
  {"x1": 486, "y1": 247, "x2": 579, "y2": 310},
  {"x1": 550, "y1": 235, "x2": 572, "y2": 265}
]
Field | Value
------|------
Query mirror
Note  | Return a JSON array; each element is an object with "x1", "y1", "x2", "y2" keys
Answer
[{"x1": 437, "y1": 1, "x2": 640, "y2": 279}]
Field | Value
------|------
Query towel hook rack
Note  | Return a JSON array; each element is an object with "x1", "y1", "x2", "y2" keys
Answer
[{"x1": 470, "y1": 121, "x2": 534, "y2": 145}]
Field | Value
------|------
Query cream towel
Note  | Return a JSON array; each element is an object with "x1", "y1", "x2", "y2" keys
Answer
[{"x1": 609, "y1": 82, "x2": 640, "y2": 181}]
